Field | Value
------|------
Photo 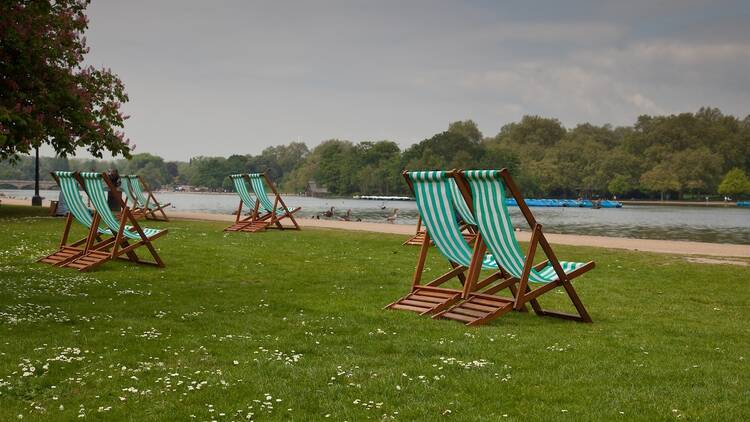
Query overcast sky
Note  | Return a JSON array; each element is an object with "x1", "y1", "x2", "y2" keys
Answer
[{"x1": 69, "y1": 0, "x2": 750, "y2": 161}]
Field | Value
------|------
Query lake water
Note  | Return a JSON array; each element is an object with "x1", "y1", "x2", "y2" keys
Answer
[{"x1": 3, "y1": 189, "x2": 750, "y2": 245}]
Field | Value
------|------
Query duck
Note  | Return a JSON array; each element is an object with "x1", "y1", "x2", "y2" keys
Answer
[
  {"x1": 337, "y1": 209, "x2": 353, "y2": 221},
  {"x1": 386, "y1": 208, "x2": 399, "y2": 224}
]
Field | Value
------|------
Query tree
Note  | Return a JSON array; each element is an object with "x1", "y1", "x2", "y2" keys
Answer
[
  {"x1": 599, "y1": 148, "x2": 642, "y2": 190},
  {"x1": 0, "y1": 0, "x2": 130, "y2": 161},
  {"x1": 670, "y1": 147, "x2": 724, "y2": 196},
  {"x1": 401, "y1": 131, "x2": 481, "y2": 171},
  {"x1": 545, "y1": 134, "x2": 608, "y2": 196},
  {"x1": 118, "y1": 153, "x2": 170, "y2": 188},
  {"x1": 355, "y1": 141, "x2": 400, "y2": 167},
  {"x1": 478, "y1": 142, "x2": 520, "y2": 174},
  {"x1": 718, "y1": 168, "x2": 750, "y2": 198},
  {"x1": 495, "y1": 115, "x2": 565, "y2": 147},
  {"x1": 185, "y1": 156, "x2": 229, "y2": 190},
  {"x1": 165, "y1": 161, "x2": 180, "y2": 180},
  {"x1": 310, "y1": 140, "x2": 357, "y2": 195},
  {"x1": 68, "y1": 157, "x2": 108, "y2": 172},
  {"x1": 607, "y1": 174, "x2": 635, "y2": 196},
  {"x1": 640, "y1": 164, "x2": 680, "y2": 200},
  {"x1": 224, "y1": 154, "x2": 248, "y2": 175},
  {"x1": 253, "y1": 142, "x2": 309, "y2": 180},
  {"x1": 272, "y1": 142, "x2": 309, "y2": 175},
  {"x1": 353, "y1": 141, "x2": 401, "y2": 194},
  {"x1": 448, "y1": 120, "x2": 483, "y2": 143}
]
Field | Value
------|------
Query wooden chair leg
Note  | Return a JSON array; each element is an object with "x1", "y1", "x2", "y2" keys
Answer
[
  {"x1": 142, "y1": 239, "x2": 164, "y2": 267},
  {"x1": 515, "y1": 278, "x2": 592, "y2": 322},
  {"x1": 116, "y1": 240, "x2": 139, "y2": 263},
  {"x1": 157, "y1": 206, "x2": 169, "y2": 221},
  {"x1": 450, "y1": 262, "x2": 467, "y2": 286},
  {"x1": 507, "y1": 283, "x2": 529, "y2": 313},
  {"x1": 560, "y1": 279, "x2": 592, "y2": 322},
  {"x1": 288, "y1": 211, "x2": 301, "y2": 230}
]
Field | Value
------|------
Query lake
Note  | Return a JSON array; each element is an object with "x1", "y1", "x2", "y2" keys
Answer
[{"x1": 3, "y1": 189, "x2": 750, "y2": 245}]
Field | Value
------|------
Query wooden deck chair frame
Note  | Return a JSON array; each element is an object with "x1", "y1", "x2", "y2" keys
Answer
[
  {"x1": 386, "y1": 170, "x2": 519, "y2": 323},
  {"x1": 63, "y1": 172, "x2": 167, "y2": 271},
  {"x1": 37, "y1": 171, "x2": 117, "y2": 269},
  {"x1": 444, "y1": 169, "x2": 593, "y2": 323},
  {"x1": 403, "y1": 178, "x2": 478, "y2": 246},
  {"x1": 225, "y1": 173, "x2": 301, "y2": 233},
  {"x1": 126, "y1": 175, "x2": 170, "y2": 221}
]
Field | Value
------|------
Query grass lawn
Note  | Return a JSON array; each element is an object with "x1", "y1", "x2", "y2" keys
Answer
[{"x1": 0, "y1": 204, "x2": 748, "y2": 421}]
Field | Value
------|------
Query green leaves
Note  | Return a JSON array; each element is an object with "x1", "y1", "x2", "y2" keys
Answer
[
  {"x1": 0, "y1": 0, "x2": 130, "y2": 161},
  {"x1": 718, "y1": 168, "x2": 750, "y2": 197}
]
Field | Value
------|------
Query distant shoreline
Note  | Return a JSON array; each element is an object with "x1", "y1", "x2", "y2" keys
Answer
[{"x1": 2, "y1": 188, "x2": 749, "y2": 208}]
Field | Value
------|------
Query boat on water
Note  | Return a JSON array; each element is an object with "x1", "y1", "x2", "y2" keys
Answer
[
  {"x1": 353, "y1": 195, "x2": 412, "y2": 201},
  {"x1": 505, "y1": 198, "x2": 622, "y2": 208},
  {"x1": 738, "y1": 201, "x2": 750, "y2": 208},
  {"x1": 353, "y1": 194, "x2": 623, "y2": 208},
  {"x1": 599, "y1": 200, "x2": 623, "y2": 208}
]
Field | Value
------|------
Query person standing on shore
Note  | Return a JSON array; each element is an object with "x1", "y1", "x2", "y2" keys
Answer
[{"x1": 107, "y1": 169, "x2": 122, "y2": 211}]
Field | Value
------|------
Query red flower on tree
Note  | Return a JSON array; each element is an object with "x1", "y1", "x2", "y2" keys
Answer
[{"x1": 0, "y1": 0, "x2": 131, "y2": 161}]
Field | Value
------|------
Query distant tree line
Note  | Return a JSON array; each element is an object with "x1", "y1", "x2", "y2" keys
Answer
[{"x1": 2, "y1": 107, "x2": 750, "y2": 199}]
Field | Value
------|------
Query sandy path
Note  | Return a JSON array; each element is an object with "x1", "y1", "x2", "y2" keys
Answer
[
  {"x1": 4, "y1": 198, "x2": 749, "y2": 258},
  {"x1": 2, "y1": 197, "x2": 54, "y2": 207},
  {"x1": 174, "y1": 211, "x2": 750, "y2": 258}
]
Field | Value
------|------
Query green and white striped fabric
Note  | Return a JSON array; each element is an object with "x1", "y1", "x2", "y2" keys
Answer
[
  {"x1": 230, "y1": 174, "x2": 257, "y2": 209},
  {"x1": 120, "y1": 176, "x2": 139, "y2": 207},
  {"x1": 126, "y1": 175, "x2": 155, "y2": 210},
  {"x1": 448, "y1": 178, "x2": 476, "y2": 225},
  {"x1": 463, "y1": 170, "x2": 584, "y2": 283},
  {"x1": 409, "y1": 171, "x2": 496, "y2": 269},
  {"x1": 247, "y1": 174, "x2": 287, "y2": 216},
  {"x1": 54, "y1": 171, "x2": 109, "y2": 235},
  {"x1": 79, "y1": 172, "x2": 163, "y2": 240}
]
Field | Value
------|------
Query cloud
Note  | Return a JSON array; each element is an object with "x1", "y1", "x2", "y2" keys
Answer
[
  {"x1": 575, "y1": 41, "x2": 750, "y2": 69},
  {"x1": 456, "y1": 37, "x2": 750, "y2": 127},
  {"x1": 459, "y1": 63, "x2": 666, "y2": 125},
  {"x1": 625, "y1": 93, "x2": 662, "y2": 112},
  {"x1": 472, "y1": 21, "x2": 628, "y2": 45}
]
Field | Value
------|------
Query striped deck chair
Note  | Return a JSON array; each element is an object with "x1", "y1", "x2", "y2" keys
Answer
[
  {"x1": 225, "y1": 174, "x2": 260, "y2": 231},
  {"x1": 224, "y1": 173, "x2": 301, "y2": 233},
  {"x1": 63, "y1": 172, "x2": 167, "y2": 270},
  {"x1": 124, "y1": 175, "x2": 170, "y2": 221},
  {"x1": 120, "y1": 176, "x2": 147, "y2": 219},
  {"x1": 403, "y1": 178, "x2": 478, "y2": 246},
  {"x1": 441, "y1": 169, "x2": 593, "y2": 323},
  {"x1": 37, "y1": 172, "x2": 117, "y2": 269},
  {"x1": 386, "y1": 171, "x2": 519, "y2": 322}
]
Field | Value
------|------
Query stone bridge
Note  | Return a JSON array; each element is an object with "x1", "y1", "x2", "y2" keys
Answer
[{"x1": 0, "y1": 179, "x2": 57, "y2": 189}]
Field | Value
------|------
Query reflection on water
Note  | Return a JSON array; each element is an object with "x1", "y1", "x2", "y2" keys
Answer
[
  {"x1": 4, "y1": 189, "x2": 750, "y2": 245},
  {"x1": 521, "y1": 205, "x2": 750, "y2": 245}
]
